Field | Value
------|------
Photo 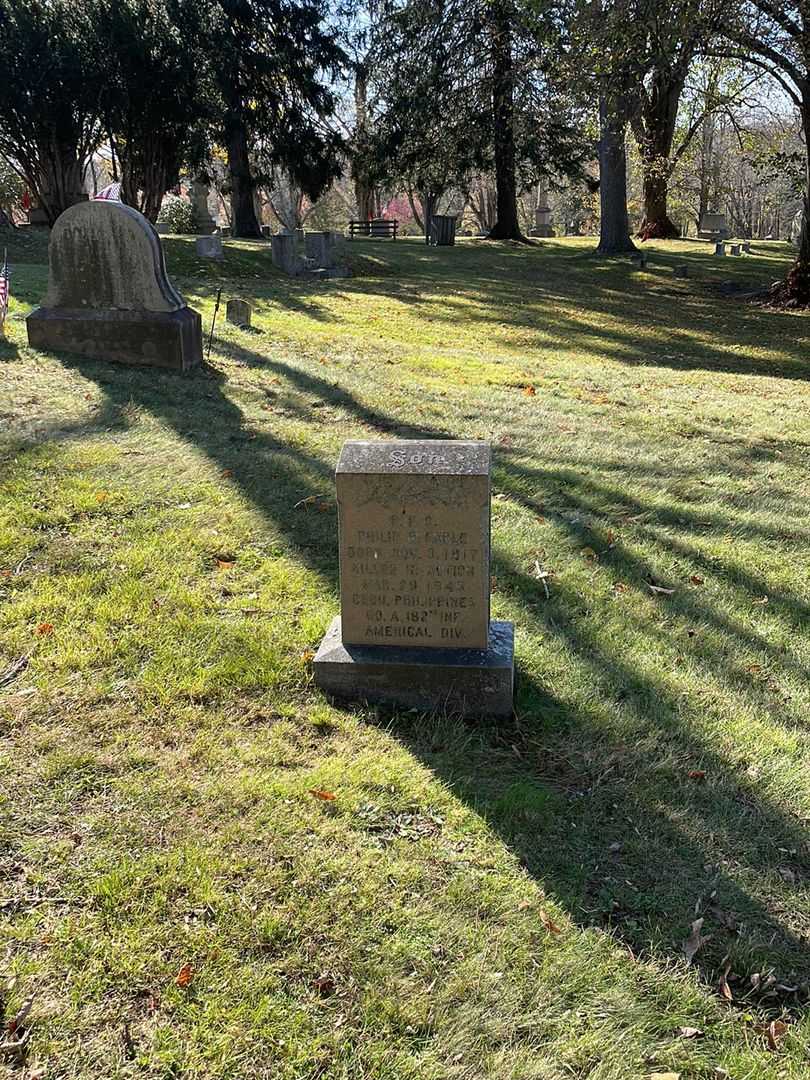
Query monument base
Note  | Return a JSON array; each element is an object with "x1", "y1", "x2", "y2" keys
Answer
[
  {"x1": 313, "y1": 617, "x2": 514, "y2": 718},
  {"x1": 26, "y1": 306, "x2": 203, "y2": 372},
  {"x1": 530, "y1": 226, "x2": 555, "y2": 238}
]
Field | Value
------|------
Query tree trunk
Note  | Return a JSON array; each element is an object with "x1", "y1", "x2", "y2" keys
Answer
[
  {"x1": 35, "y1": 136, "x2": 86, "y2": 225},
  {"x1": 353, "y1": 62, "x2": 378, "y2": 220},
  {"x1": 422, "y1": 190, "x2": 439, "y2": 244},
  {"x1": 227, "y1": 119, "x2": 261, "y2": 238},
  {"x1": 781, "y1": 103, "x2": 810, "y2": 304},
  {"x1": 596, "y1": 95, "x2": 636, "y2": 255},
  {"x1": 638, "y1": 162, "x2": 679, "y2": 239},
  {"x1": 487, "y1": 0, "x2": 523, "y2": 241}
]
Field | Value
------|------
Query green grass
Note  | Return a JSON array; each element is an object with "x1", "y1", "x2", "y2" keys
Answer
[{"x1": 1, "y1": 231, "x2": 809, "y2": 1078}]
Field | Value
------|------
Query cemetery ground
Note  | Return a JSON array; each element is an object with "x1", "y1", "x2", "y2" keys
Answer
[{"x1": 1, "y1": 231, "x2": 809, "y2": 1080}]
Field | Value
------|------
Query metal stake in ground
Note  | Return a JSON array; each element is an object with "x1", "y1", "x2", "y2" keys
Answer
[{"x1": 207, "y1": 287, "x2": 222, "y2": 362}]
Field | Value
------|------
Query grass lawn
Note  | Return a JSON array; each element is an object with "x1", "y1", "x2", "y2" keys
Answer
[{"x1": 1, "y1": 230, "x2": 809, "y2": 1079}]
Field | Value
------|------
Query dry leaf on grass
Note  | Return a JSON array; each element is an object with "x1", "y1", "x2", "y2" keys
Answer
[
  {"x1": 175, "y1": 963, "x2": 194, "y2": 988},
  {"x1": 688, "y1": 770, "x2": 707, "y2": 781},
  {"x1": 309, "y1": 789, "x2": 336, "y2": 801},
  {"x1": 523, "y1": 385, "x2": 536, "y2": 396},
  {"x1": 682, "y1": 917, "x2": 708, "y2": 963},
  {"x1": 690, "y1": 575, "x2": 704, "y2": 585},
  {"x1": 35, "y1": 622, "x2": 54, "y2": 637},
  {"x1": 301, "y1": 649, "x2": 315, "y2": 664},
  {"x1": 678, "y1": 1026, "x2": 703, "y2": 1039},
  {"x1": 538, "y1": 909, "x2": 563, "y2": 934},
  {"x1": 763, "y1": 1019, "x2": 787, "y2": 1051}
]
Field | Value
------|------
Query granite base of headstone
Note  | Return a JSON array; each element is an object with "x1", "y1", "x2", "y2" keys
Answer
[
  {"x1": 313, "y1": 440, "x2": 515, "y2": 717},
  {"x1": 730, "y1": 243, "x2": 741, "y2": 256},
  {"x1": 26, "y1": 201, "x2": 202, "y2": 372},
  {"x1": 715, "y1": 242, "x2": 726, "y2": 256},
  {"x1": 196, "y1": 235, "x2": 223, "y2": 260},
  {"x1": 226, "y1": 298, "x2": 251, "y2": 328}
]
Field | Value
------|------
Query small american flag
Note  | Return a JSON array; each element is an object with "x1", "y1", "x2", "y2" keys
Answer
[
  {"x1": 0, "y1": 250, "x2": 9, "y2": 328},
  {"x1": 93, "y1": 182, "x2": 122, "y2": 201}
]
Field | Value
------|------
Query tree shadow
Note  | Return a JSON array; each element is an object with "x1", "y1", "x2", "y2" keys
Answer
[{"x1": 32, "y1": 342, "x2": 808, "y2": 1020}]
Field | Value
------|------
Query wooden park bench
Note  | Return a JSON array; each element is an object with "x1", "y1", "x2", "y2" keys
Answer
[{"x1": 349, "y1": 219, "x2": 398, "y2": 240}]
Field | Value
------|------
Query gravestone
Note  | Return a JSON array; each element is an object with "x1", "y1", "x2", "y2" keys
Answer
[
  {"x1": 190, "y1": 178, "x2": 217, "y2": 235},
  {"x1": 195, "y1": 235, "x2": 223, "y2": 260},
  {"x1": 531, "y1": 187, "x2": 555, "y2": 237},
  {"x1": 26, "y1": 200, "x2": 202, "y2": 371},
  {"x1": 715, "y1": 242, "x2": 726, "y2": 256},
  {"x1": 270, "y1": 232, "x2": 302, "y2": 275},
  {"x1": 226, "y1": 298, "x2": 251, "y2": 328},
  {"x1": 700, "y1": 212, "x2": 729, "y2": 240},
  {"x1": 429, "y1": 215, "x2": 458, "y2": 246},
  {"x1": 313, "y1": 440, "x2": 515, "y2": 717},
  {"x1": 742, "y1": 241, "x2": 751, "y2": 254},
  {"x1": 730, "y1": 243, "x2": 741, "y2": 256},
  {"x1": 305, "y1": 230, "x2": 338, "y2": 267}
]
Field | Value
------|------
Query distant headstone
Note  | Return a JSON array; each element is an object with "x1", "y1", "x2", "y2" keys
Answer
[
  {"x1": 304, "y1": 231, "x2": 351, "y2": 279},
  {"x1": 26, "y1": 200, "x2": 202, "y2": 371},
  {"x1": 742, "y1": 242, "x2": 751, "y2": 254},
  {"x1": 261, "y1": 224, "x2": 272, "y2": 238},
  {"x1": 226, "y1": 298, "x2": 251, "y2": 328},
  {"x1": 271, "y1": 232, "x2": 302, "y2": 275},
  {"x1": 313, "y1": 440, "x2": 514, "y2": 716},
  {"x1": 190, "y1": 178, "x2": 217, "y2": 235},
  {"x1": 631, "y1": 252, "x2": 647, "y2": 269},
  {"x1": 730, "y1": 243, "x2": 741, "y2": 256},
  {"x1": 715, "y1": 242, "x2": 726, "y2": 256},
  {"x1": 295, "y1": 228, "x2": 305, "y2": 246},
  {"x1": 675, "y1": 264, "x2": 689, "y2": 278},
  {"x1": 531, "y1": 188, "x2": 555, "y2": 237},
  {"x1": 195, "y1": 235, "x2": 223, "y2": 260},
  {"x1": 429, "y1": 215, "x2": 458, "y2": 246},
  {"x1": 700, "y1": 213, "x2": 729, "y2": 240}
]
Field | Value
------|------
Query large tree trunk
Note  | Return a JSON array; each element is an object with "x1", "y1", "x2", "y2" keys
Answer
[
  {"x1": 487, "y1": 0, "x2": 523, "y2": 241},
  {"x1": 638, "y1": 162, "x2": 679, "y2": 239},
  {"x1": 34, "y1": 136, "x2": 86, "y2": 225},
  {"x1": 227, "y1": 119, "x2": 261, "y2": 238},
  {"x1": 353, "y1": 62, "x2": 378, "y2": 220},
  {"x1": 596, "y1": 95, "x2": 636, "y2": 255},
  {"x1": 780, "y1": 103, "x2": 810, "y2": 305}
]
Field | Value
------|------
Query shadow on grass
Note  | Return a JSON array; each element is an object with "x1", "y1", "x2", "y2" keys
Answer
[{"x1": 33, "y1": 339, "x2": 808, "y2": 1021}]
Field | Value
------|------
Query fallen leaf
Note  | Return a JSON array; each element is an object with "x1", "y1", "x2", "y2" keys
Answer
[
  {"x1": 221, "y1": 469, "x2": 233, "y2": 478},
  {"x1": 35, "y1": 622, "x2": 54, "y2": 637},
  {"x1": 215, "y1": 559, "x2": 235, "y2": 570},
  {"x1": 309, "y1": 789, "x2": 336, "y2": 801},
  {"x1": 311, "y1": 974, "x2": 335, "y2": 996},
  {"x1": 690, "y1": 575, "x2": 704, "y2": 585},
  {"x1": 718, "y1": 970, "x2": 733, "y2": 1001},
  {"x1": 688, "y1": 770, "x2": 707, "y2": 781},
  {"x1": 175, "y1": 963, "x2": 194, "y2": 988},
  {"x1": 682, "y1": 917, "x2": 707, "y2": 963},
  {"x1": 752, "y1": 596, "x2": 769, "y2": 605},
  {"x1": 523, "y1": 385, "x2": 536, "y2": 396},
  {"x1": 766, "y1": 1019, "x2": 787, "y2": 1051},
  {"x1": 613, "y1": 581, "x2": 629, "y2": 593},
  {"x1": 301, "y1": 649, "x2": 315, "y2": 664},
  {"x1": 678, "y1": 1026, "x2": 703, "y2": 1039},
  {"x1": 582, "y1": 546, "x2": 598, "y2": 561},
  {"x1": 538, "y1": 908, "x2": 562, "y2": 934},
  {"x1": 95, "y1": 492, "x2": 108, "y2": 503}
]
